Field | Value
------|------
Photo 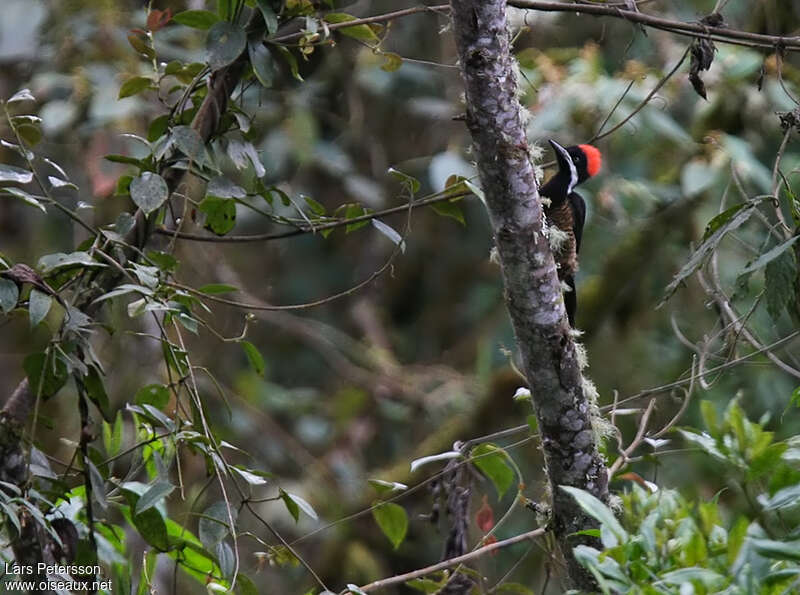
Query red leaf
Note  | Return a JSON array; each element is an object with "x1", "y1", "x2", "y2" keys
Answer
[
  {"x1": 475, "y1": 494, "x2": 494, "y2": 533},
  {"x1": 147, "y1": 9, "x2": 173, "y2": 32}
]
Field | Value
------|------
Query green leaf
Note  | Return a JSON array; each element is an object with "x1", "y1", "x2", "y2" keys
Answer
[
  {"x1": 324, "y1": 13, "x2": 380, "y2": 43},
  {"x1": 199, "y1": 283, "x2": 238, "y2": 295},
  {"x1": 280, "y1": 490, "x2": 318, "y2": 522},
  {"x1": 24, "y1": 352, "x2": 69, "y2": 398},
  {"x1": 147, "y1": 115, "x2": 170, "y2": 143},
  {"x1": 173, "y1": 10, "x2": 220, "y2": 29},
  {"x1": 255, "y1": 0, "x2": 279, "y2": 35},
  {"x1": 172, "y1": 125, "x2": 205, "y2": 164},
  {"x1": 760, "y1": 483, "x2": 800, "y2": 510},
  {"x1": 199, "y1": 501, "x2": 236, "y2": 550},
  {"x1": 128, "y1": 34, "x2": 155, "y2": 60},
  {"x1": 241, "y1": 341, "x2": 265, "y2": 376},
  {"x1": 136, "y1": 480, "x2": 175, "y2": 515},
  {"x1": 217, "y1": 0, "x2": 234, "y2": 20},
  {"x1": 28, "y1": 289, "x2": 52, "y2": 327},
  {"x1": 199, "y1": 196, "x2": 236, "y2": 235},
  {"x1": 147, "y1": 250, "x2": 178, "y2": 272},
  {"x1": 85, "y1": 365, "x2": 112, "y2": 421},
  {"x1": 372, "y1": 502, "x2": 408, "y2": 549},
  {"x1": 38, "y1": 251, "x2": 103, "y2": 274},
  {"x1": 470, "y1": 443, "x2": 514, "y2": 500},
  {"x1": 431, "y1": 200, "x2": 465, "y2": 225},
  {"x1": 750, "y1": 538, "x2": 800, "y2": 562},
  {"x1": 658, "y1": 567, "x2": 725, "y2": 587},
  {"x1": 131, "y1": 172, "x2": 169, "y2": 215},
  {"x1": 0, "y1": 278, "x2": 20, "y2": 313},
  {"x1": 105, "y1": 154, "x2": 145, "y2": 166},
  {"x1": 119, "y1": 76, "x2": 153, "y2": 99},
  {"x1": 133, "y1": 507, "x2": 169, "y2": 551},
  {"x1": 102, "y1": 411, "x2": 124, "y2": 457},
  {"x1": 206, "y1": 22, "x2": 247, "y2": 70},
  {"x1": 136, "y1": 384, "x2": 171, "y2": 409},
  {"x1": 341, "y1": 203, "x2": 369, "y2": 233},
  {"x1": 15, "y1": 124, "x2": 41, "y2": 146},
  {"x1": 742, "y1": 235, "x2": 800, "y2": 274},
  {"x1": 560, "y1": 486, "x2": 628, "y2": 544},
  {"x1": 765, "y1": 249, "x2": 797, "y2": 321},
  {"x1": 701, "y1": 201, "x2": 753, "y2": 242},
  {"x1": 381, "y1": 52, "x2": 403, "y2": 72},
  {"x1": 248, "y1": 40, "x2": 274, "y2": 88},
  {"x1": 0, "y1": 164, "x2": 34, "y2": 183},
  {"x1": 1, "y1": 187, "x2": 46, "y2": 212},
  {"x1": 88, "y1": 460, "x2": 108, "y2": 511},
  {"x1": 303, "y1": 195, "x2": 326, "y2": 215},
  {"x1": 662, "y1": 201, "x2": 756, "y2": 303},
  {"x1": 276, "y1": 46, "x2": 303, "y2": 81}
]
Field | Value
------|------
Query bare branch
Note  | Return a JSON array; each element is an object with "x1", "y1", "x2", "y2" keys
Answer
[{"x1": 355, "y1": 528, "x2": 546, "y2": 593}]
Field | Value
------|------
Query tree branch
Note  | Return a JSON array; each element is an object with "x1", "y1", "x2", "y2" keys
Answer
[
  {"x1": 354, "y1": 527, "x2": 546, "y2": 593},
  {"x1": 449, "y1": 0, "x2": 608, "y2": 590},
  {"x1": 510, "y1": 1, "x2": 800, "y2": 52}
]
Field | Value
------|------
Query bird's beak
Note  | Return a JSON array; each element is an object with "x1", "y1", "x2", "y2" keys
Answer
[{"x1": 548, "y1": 139, "x2": 571, "y2": 167}]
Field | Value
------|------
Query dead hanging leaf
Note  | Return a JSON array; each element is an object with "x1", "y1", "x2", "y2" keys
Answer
[
  {"x1": 0, "y1": 264, "x2": 64, "y2": 305},
  {"x1": 688, "y1": 13, "x2": 724, "y2": 100},
  {"x1": 475, "y1": 494, "x2": 495, "y2": 533}
]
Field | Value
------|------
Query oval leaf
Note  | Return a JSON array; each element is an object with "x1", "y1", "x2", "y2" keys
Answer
[
  {"x1": 206, "y1": 22, "x2": 246, "y2": 70},
  {"x1": 131, "y1": 172, "x2": 169, "y2": 215},
  {"x1": 135, "y1": 480, "x2": 175, "y2": 515},
  {"x1": 172, "y1": 125, "x2": 205, "y2": 164},
  {"x1": 0, "y1": 164, "x2": 34, "y2": 184},
  {"x1": 28, "y1": 288, "x2": 52, "y2": 327},
  {"x1": 119, "y1": 76, "x2": 153, "y2": 99},
  {"x1": 471, "y1": 443, "x2": 514, "y2": 500},
  {"x1": 0, "y1": 278, "x2": 20, "y2": 313},
  {"x1": 173, "y1": 9, "x2": 219, "y2": 29},
  {"x1": 372, "y1": 502, "x2": 408, "y2": 549}
]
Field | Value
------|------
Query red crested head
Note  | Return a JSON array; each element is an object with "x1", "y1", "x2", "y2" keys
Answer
[{"x1": 578, "y1": 144, "x2": 602, "y2": 178}]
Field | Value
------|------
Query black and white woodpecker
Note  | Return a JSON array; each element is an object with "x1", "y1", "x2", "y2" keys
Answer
[{"x1": 539, "y1": 139, "x2": 602, "y2": 327}]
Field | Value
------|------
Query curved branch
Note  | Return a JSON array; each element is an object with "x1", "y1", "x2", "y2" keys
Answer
[{"x1": 510, "y1": 1, "x2": 800, "y2": 51}]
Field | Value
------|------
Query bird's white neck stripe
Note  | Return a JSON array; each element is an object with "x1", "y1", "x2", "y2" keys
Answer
[{"x1": 566, "y1": 155, "x2": 578, "y2": 195}]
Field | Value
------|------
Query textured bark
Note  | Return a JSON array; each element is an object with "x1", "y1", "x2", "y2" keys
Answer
[{"x1": 449, "y1": 0, "x2": 608, "y2": 589}]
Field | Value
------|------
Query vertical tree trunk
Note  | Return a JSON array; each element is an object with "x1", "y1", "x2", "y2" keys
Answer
[{"x1": 449, "y1": 1, "x2": 609, "y2": 589}]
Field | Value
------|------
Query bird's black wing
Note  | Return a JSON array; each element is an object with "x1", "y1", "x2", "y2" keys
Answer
[{"x1": 568, "y1": 191, "x2": 586, "y2": 253}]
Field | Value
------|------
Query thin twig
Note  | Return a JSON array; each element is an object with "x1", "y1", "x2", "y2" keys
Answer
[
  {"x1": 607, "y1": 397, "x2": 656, "y2": 478},
  {"x1": 155, "y1": 191, "x2": 469, "y2": 243},
  {"x1": 590, "y1": 47, "x2": 690, "y2": 143},
  {"x1": 354, "y1": 528, "x2": 546, "y2": 593}
]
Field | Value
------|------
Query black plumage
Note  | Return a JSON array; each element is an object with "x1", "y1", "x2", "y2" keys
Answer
[{"x1": 539, "y1": 140, "x2": 596, "y2": 327}]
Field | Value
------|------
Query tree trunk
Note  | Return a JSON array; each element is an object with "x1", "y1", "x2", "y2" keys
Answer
[{"x1": 449, "y1": 1, "x2": 609, "y2": 589}]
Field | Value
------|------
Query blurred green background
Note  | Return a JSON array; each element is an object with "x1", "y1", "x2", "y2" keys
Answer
[{"x1": 1, "y1": 0, "x2": 799, "y2": 592}]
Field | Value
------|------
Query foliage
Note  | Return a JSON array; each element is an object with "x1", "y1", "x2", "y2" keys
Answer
[{"x1": 568, "y1": 401, "x2": 800, "y2": 594}]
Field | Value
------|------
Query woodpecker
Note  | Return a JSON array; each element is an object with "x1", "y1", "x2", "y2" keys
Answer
[{"x1": 539, "y1": 140, "x2": 602, "y2": 327}]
